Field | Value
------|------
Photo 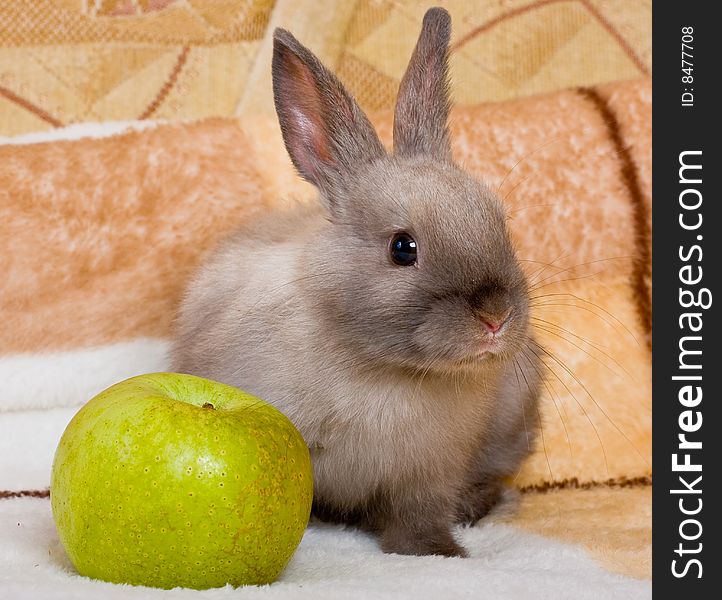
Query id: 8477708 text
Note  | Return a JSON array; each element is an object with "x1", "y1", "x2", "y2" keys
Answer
[{"x1": 681, "y1": 26, "x2": 695, "y2": 107}]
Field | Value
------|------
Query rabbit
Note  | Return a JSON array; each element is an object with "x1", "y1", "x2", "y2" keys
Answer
[{"x1": 172, "y1": 7, "x2": 542, "y2": 558}]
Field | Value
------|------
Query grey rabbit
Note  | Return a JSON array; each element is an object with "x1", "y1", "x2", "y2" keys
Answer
[{"x1": 172, "y1": 7, "x2": 542, "y2": 558}]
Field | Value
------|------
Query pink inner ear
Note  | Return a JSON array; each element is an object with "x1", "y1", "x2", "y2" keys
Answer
[
  {"x1": 280, "y1": 53, "x2": 334, "y2": 182},
  {"x1": 291, "y1": 108, "x2": 332, "y2": 164}
]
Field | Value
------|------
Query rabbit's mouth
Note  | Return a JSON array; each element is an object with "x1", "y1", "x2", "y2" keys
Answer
[
  {"x1": 413, "y1": 336, "x2": 521, "y2": 374},
  {"x1": 471, "y1": 341, "x2": 503, "y2": 361},
  {"x1": 451, "y1": 339, "x2": 508, "y2": 368},
  {"x1": 462, "y1": 324, "x2": 526, "y2": 364},
  {"x1": 474, "y1": 345, "x2": 495, "y2": 357}
]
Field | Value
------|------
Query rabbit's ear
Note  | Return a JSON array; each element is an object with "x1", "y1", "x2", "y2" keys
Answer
[
  {"x1": 393, "y1": 8, "x2": 452, "y2": 160},
  {"x1": 272, "y1": 29, "x2": 385, "y2": 203}
]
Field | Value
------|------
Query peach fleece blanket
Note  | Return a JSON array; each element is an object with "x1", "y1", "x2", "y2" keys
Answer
[
  {"x1": 0, "y1": 78, "x2": 651, "y2": 594},
  {"x1": 1, "y1": 78, "x2": 652, "y2": 483}
]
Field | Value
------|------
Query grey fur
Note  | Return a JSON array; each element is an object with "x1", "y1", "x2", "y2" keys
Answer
[
  {"x1": 394, "y1": 7, "x2": 452, "y2": 159},
  {"x1": 171, "y1": 7, "x2": 542, "y2": 558}
]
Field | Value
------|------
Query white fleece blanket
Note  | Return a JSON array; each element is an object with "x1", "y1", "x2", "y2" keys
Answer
[
  {"x1": 1, "y1": 495, "x2": 650, "y2": 600},
  {"x1": 0, "y1": 341, "x2": 651, "y2": 599}
]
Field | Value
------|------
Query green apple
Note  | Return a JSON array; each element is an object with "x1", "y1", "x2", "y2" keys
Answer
[{"x1": 50, "y1": 372, "x2": 313, "y2": 589}]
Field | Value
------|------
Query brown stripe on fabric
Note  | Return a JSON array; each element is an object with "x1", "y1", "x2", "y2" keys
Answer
[
  {"x1": 139, "y1": 45, "x2": 191, "y2": 120},
  {"x1": 1, "y1": 479, "x2": 652, "y2": 499},
  {"x1": 451, "y1": 0, "x2": 566, "y2": 51},
  {"x1": 0, "y1": 85, "x2": 64, "y2": 128},
  {"x1": 519, "y1": 475, "x2": 651, "y2": 493},
  {"x1": 0, "y1": 489, "x2": 50, "y2": 499},
  {"x1": 576, "y1": 86, "x2": 652, "y2": 351}
]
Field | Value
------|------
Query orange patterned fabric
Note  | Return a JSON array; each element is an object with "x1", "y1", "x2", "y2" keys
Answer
[{"x1": 0, "y1": 0, "x2": 651, "y2": 135}]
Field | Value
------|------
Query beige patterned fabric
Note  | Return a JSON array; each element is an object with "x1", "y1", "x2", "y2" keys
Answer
[{"x1": 1, "y1": 0, "x2": 651, "y2": 135}]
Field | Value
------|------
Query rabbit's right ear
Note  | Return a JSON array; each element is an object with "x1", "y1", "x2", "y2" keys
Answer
[
  {"x1": 272, "y1": 29, "x2": 385, "y2": 207},
  {"x1": 393, "y1": 8, "x2": 452, "y2": 160}
]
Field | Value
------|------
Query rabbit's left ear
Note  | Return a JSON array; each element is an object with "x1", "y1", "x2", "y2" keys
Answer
[
  {"x1": 272, "y1": 28, "x2": 386, "y2": 205},
  {"x1": 393, "y1": 7, "x2": 452, "y2": 160}
]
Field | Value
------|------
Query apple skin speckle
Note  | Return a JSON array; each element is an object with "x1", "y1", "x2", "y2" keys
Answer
[{"x1": 50, "y1": 373, "x2": 313, "y2": 590}]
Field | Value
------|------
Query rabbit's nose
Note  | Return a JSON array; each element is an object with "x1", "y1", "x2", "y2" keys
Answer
[
  {"x1": 469, "y1": 283, "x2": 512, "y2": 325},
  {"x1": 480, "y1": 316, "x2": 508, "y2": 334}
]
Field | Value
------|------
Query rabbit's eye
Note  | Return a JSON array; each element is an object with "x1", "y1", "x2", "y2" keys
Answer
[{"x1": 390, "y1": 232, "x2": 417, "y2": 266}]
